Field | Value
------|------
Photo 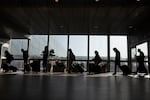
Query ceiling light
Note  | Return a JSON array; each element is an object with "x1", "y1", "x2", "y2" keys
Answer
[
  {"x1": 136, "y1": 0, "x2": 140, "y2": 2},
  {"x1": 93, "y1": 25, "x2": 99, "y2": 29},
  {"x1": 129, "y1": 26, "x2": 133, "y2": 29},
  {"x1": 95, "y1": 0, "x2": 100, "y2": 2},
  {"x1": 55, "y1": 0, "x2": 59, "y2": 3}
]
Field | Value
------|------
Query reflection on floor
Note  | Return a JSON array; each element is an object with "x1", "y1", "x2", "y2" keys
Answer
[
  {"x1": 0, "y1": 70, "x2": 115, "y2": 77},
  {"x1": 0, "y1": 70, "x2": 150, "y2": 100},
  {"x1": 1, "y1": 70, "x2": 150, "y2": 79}
]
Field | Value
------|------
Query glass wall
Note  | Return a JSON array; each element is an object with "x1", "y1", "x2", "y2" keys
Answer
[
  {"x1": 29, "y1": 35, "x2": 48, "y2": 59},
  {"x1": 110, "y1": 36, "x2": 128, "y2": 71},
  {"x1": 10, "y1": 39, "x2": 28, "y2": 69},
  {"x1": 0, "y1": 43, "x2": 9, "y2": 67},
  {"x1": 8, "y1": 35, "x2": 128, "y2": 72},
  {"x1": 49, "y1": 35, "x2": 68, "y2": 69},
  {"x1": 136, "y1": 42, "x2": 148, "y2": 59},
  {"x1": 49, "y1": 35, "x2": 68, "y2": 60},
  {"x1": 69, "y1": 35, "x2": 88, "y2": 60},
  {"x1": 131, "y1": 47, "x2": 137, "y2": 72},
  {"x1": 69, "y1": 35, "x2": 88, "y2": 71},
  {"x1": 136, "y1": 42, "x2": 148, "y2": 72},
  {"x1": 130, "y1": 42, "x2": 148, "y2": 73},
  {"x1": 1, "y1": 43, "x2": 9, "y2": 58},
  {"x1": 89, "y1": 35, "x2": 108, "y2": 61},
  {"x1": 131, "y1": 48, "x2": 136, "y2": 60},
  {"x1": 110, "y1": 36, "x2": 127, "y2": 60},
  {"x1": 10, "y1": 39, "x2": 28, "y2": 59}
]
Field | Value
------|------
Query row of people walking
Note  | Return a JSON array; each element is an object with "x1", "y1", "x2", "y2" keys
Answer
[
  {"x1": 2, "y1": 47, "x2": 148, "y2": 75},
  {"x1": 112, "y1": 48, "x2": 148, "y2": 75},
  {"x1": 66, "y1": 48, "x2": 148, "y2": 75}
]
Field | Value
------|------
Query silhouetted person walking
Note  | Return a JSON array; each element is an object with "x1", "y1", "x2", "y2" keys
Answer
[
  {"x1": 21, "y1": 49, "x2": 29, "y2": 71},
  {"x1": 136, "y1": 49, "x2": 147, "y2": 73},
  {"x1": 67, "y1": 49, "x2": 75, "y2": 73},
  {"x1": 113, "y1": 48, "x2": 120, "y2": 75},
  {"x1": 92, "y1": 50, "x2": 102, "y2": 73},
  {"x1": 5, "y1": 50, "x2": 14, "y2": 65},
  {"x1": 2, "y1": 50, "x2": 18, "y2": 72},
  {"x1": 42, "y1": 46, "x2": 48, "y2": 72}
]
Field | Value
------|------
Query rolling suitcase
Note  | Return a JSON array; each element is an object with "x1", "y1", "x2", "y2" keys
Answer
[
  {"x1": 9, "y1": 66, "x2": 18, "y2": 72},
  {"x1": 119, "y1": 65, "x2": 131, "y2": 75},
  {"x1": 31, "y1": 60, "x2": 40, "y2": 72},
  {"x1": 76, "y1": 64, "x2": 84, "y2": 73}
]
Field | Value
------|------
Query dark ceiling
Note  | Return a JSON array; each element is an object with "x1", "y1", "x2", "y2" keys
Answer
[{"x1": 0, "y1": 0, "x2": 150, "y2": 39}]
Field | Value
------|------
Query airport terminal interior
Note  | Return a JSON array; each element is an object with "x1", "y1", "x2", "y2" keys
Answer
[{"x1": 1, "y1": 0, "x2": 150, "y2": 100}]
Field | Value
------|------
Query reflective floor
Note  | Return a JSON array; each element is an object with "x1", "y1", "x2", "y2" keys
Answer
[{"x1": 0, "y1": 72, "x2": 150, "y2": 100}]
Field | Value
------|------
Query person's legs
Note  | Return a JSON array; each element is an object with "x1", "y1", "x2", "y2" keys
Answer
[
  {"x1": 24, "y1": 59, "x2": 28, "y2": 65},
  {"x1": 45, "y1": 61, "x2": 48, "y2": 72},
  {"x1": 94, "y1": 64, "x2": 100, "y2": 74},
  {"x1": 68, "y1": 61, "x2": 73, "y2": 73},
  {"x1": 68, "y1": 63, "x2": 71, "y2": 73},
  {"x1": 113, "y1": 64, "x2": 117, "y2": 75},
  {"x1": 43, "y1": 60, "x2": 46, "y2": 72},
  {"x1": 24, "y1": 59, "x2": 28, "y2": 71}
]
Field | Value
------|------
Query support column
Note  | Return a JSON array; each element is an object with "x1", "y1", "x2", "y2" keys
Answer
[
  {"x1": 27, "y1": 39, "x2": 30, "y2": 54},
  {"x1": 147, "y1": 41, "x2": 150, "y2": 73},
  {"x1": 107, "y1": 35, "x2": 110, "y2": 72},
  {"x1": 127, "y1": 36, "x2": 132, "y2": 71},
  {"x1": 87, "y1": 35, "x2": 90, "y2": 72},
  {"x1": 67, "y1": 35, "x2": 70, "y2": 71},
  {"x1": 47, "y1": 35, "x2": 50, "y2": 48}
]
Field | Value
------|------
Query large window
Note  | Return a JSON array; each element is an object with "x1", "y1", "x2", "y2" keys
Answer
[
  {"x1": 136, "y1": 42, "x2": 148, "y2": 72},
  {"x1": 69, "y1": 35, "x2": 88, "y2": 71},
  {"x1": 29, "y1": 35, "x2": 48, "y2": 59},
  {"x1": 8, "y1": 35, "x2": 130, "y2": 71},
  {"x1": 10, "y1": 39, "x2": 28, "y2": 58},
  {"x1": 10, "y1": 39, "x2": 28, "y2": 69},
  {"x1": 69, "y1": 35, "x2": 88, "y2": 60},
  {"x1": 110, "y1": 36, "x2": 127, "y2": 60},
  {"x1": 131, "y1": 47, "x2": 137, "y2": 72},
  {"x1": 1, "y1": 43, "x2": 9, "y2": 58},
  {"x1": 136, "y1": 42, "x2": 148, "y2": 60},
  {"x1": 89, "y1": 35, "x2": 108, "y2": 61},
  {"x1": 49, "y1": 35, "x2": 67, "y2": 60},
  {"x1": 131, "y1": 48, "x2": 136, "y2": 60},
  {"x1": 110, "y1": 36, "x2": 128, "y2": 71}
]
